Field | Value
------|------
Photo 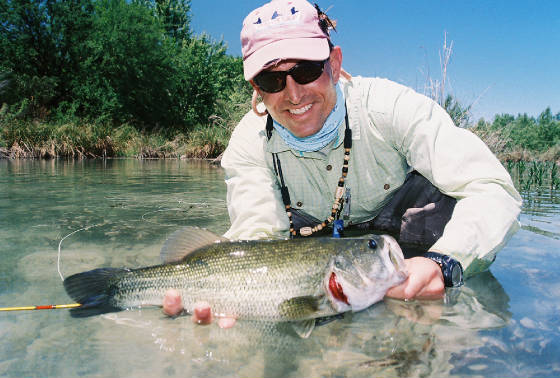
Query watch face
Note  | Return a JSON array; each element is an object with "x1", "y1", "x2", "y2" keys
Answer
[{"x1": 451, "y1": 264, "x2": 463, "y2": 286}]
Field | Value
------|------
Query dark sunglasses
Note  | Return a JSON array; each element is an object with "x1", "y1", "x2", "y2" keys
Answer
[{"x1": 253, "y1": 59, "x2": 328, "y2": 93}]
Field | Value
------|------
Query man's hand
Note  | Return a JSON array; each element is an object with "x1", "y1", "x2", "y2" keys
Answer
[
  {"x1": 162, "y1": 289, "x2": 236, "y2": 328},
  {"x1": 386, "y1": 257, "x2": 445, "y2": 300}
]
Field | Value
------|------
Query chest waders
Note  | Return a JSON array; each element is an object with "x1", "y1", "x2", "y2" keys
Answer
[{"x1": 265, "y1": 114, "x2": 456, "y2": 258}]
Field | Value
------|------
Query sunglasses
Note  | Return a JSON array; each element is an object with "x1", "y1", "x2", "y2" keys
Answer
[{"x1": 253, "y1": 59, "x2": 328, "y2": 93}]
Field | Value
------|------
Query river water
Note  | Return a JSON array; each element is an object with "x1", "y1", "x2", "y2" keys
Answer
[{"x1": 0, "y1": 159, "x2": 558, "y2": 378}]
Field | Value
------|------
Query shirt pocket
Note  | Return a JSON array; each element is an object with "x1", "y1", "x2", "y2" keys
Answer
[{"x1": 347, "y1": 156, "x2": 407, "y2": 221}]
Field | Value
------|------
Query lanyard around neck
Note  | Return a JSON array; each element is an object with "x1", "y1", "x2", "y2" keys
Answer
[{"x1": 265, "y1": 105, "x2": 352, "y2": 238}]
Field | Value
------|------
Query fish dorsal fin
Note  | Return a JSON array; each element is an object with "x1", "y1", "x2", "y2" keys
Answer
[
  {"x1": 291, "y1": 319, "x2": 316, "y2": 339},
  {"x1": 160, "y1": 226, "x2": 228, "y2": 263}
]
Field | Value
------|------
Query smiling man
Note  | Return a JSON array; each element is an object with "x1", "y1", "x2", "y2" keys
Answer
[{"x1": 163, "y1": 0, "x2": 521, "y2": 322}]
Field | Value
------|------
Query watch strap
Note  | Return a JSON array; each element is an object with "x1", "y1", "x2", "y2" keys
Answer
[{"x1": 423, "y1": 252, "x2": 464, "y2": 287}]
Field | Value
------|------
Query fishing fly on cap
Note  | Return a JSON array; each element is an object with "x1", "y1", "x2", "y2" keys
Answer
[{"x1": 314, "y1": 3, "x2": 337, "y2": 35}]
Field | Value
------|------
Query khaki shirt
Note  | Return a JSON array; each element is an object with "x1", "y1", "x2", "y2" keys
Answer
[{"x1": 221, "y1": 76, "x2": 522, "y2": 276}]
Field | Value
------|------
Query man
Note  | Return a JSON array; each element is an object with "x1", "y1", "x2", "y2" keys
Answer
[{"x1": 163, "y1": 0, "x2": 521, "y2": 324}]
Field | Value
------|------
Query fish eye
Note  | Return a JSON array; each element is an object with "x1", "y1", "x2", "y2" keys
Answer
[{"x1": 368, "y1": 239, "x2": 377, "y2": 249}]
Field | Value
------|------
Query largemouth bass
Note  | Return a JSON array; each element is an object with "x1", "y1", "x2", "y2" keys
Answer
[{"x1": 64, "y1": 227, "x2": 407, "y2": 336}]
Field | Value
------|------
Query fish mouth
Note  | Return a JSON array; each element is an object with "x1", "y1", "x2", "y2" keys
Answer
[
  {"x1": 324, "y1": 271, "x2": 351, "y2": 312},
  {"x1": 328, "y1": 272, "x2": 349, "y2": 305},
  {"x1": 324, "y1": 235, "x2": 408, "y2": 313}
]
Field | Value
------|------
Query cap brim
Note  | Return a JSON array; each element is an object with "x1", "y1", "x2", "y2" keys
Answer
[{"x1": 243, "y1": 38, "x2": 330, "y2": 81}]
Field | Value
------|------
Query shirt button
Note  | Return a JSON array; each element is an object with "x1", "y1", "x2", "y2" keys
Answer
[
  {"x1": 326, "y1": 165, "x2": 332, "y2": 171},
  {"x1": 384, "y1": 184, "x2": 390, "y2": 190},
  {"x1": 296, "y1": 201, "x2": 303, "y2": 207}
]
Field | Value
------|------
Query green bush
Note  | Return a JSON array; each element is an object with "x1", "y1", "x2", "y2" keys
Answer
[
  {"x1": 0, "y1": 0, "x2": 246, "y2": 134},
  {"x1": 491, "y1": 108, "x2": 560, "y2": 153}
]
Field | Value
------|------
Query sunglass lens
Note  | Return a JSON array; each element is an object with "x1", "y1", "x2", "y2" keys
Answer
[
  {"x1": 291, "y1": 61, "x2": 324, "y2": 85},
  {"x1": 254, "y1": 72, "x2": 285, "y2": 93},
  {"x1": 254, "y1": 60, "x2": 326, "y2": 93}
]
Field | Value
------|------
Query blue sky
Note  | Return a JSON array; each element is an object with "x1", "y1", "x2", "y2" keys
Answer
[{"x1": 190, "y1": 0, "x2": 559, "y2": 123}]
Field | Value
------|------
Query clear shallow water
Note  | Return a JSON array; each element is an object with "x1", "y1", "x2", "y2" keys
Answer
[{"x1": 0, "y1": 159, "x2": 558, "y2": 378}]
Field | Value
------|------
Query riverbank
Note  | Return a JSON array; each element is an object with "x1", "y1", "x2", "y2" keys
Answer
[
  {"x1": 1, "y1": 121, "x2": 559, "y2": 164},
  {"x1": 2, "y1": 105, "x2": 560, "y2": 164},
  {"x1": 0, "y1": 111, "x2": 239, "y2": 160},
  {"x1": 2, "y1": 121, "x2": 559, "y2": 190}
]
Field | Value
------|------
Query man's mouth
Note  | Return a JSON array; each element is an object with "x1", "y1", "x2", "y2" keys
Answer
[{"x1": 288, "y1": 103, "x2": 313, "y2": 115}]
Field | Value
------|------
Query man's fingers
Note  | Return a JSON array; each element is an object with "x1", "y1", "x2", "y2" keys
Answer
[
  {"x1": 163, "y1": 295, "x2": 236, "y2": 328},
  {"x1": 386, "y1": 279, "x2": 409, "y2": 299},
  {"x1": 416, "y1": 273, "x2": 445, "y2": 299},
  {"x1": 217, "y1": 317, "x2": 237, "y2": 328},
  {"x1": 192, "y1": 302, "x2": 213, "y2": 325},
  {"x1": 386, "y1": 257, "x2": 445, "y2": 300},
  {"x1": 163, "y1": 288, "x2": 184, "y2": 317},
  {"x1": 192, "y1": 303, "x2": 237, "y2": 327}
]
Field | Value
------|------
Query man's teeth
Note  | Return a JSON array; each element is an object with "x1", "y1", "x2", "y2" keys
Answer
[{"x1": 289, "y1": 104, "x2": 312, "y2": 115}]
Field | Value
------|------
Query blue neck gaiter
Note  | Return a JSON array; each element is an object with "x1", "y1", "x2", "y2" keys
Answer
[{"x1": 272, "y1": 84, "x2": 346, "y2": 152}]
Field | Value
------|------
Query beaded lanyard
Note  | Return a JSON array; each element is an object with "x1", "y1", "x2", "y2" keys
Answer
[{"x1": 265, "y1": 105, "x2": 352, "y2": 238}]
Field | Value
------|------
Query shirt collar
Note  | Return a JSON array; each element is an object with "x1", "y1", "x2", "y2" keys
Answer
[{"x1": 266, "y1": 119, "x2": 346, "y2": 157}]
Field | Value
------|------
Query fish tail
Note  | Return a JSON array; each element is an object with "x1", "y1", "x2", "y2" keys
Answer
[{"x1": 63, "y1": 268, "x2": 128, "y2": 318}]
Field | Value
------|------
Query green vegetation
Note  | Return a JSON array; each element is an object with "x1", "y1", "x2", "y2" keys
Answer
[
  {"x1": 471, "y1": 109, "x2": 560, "y2": 162},
  {"x1": 506, "y1": 160, "x2": 560, "y2": 192},
  {"x1": 422, "y1": 33, "x2": 560, "y2": 165},
  {"x1": 0, "y1": 4, "x2": 558, "y2": 164},
  {"x1": 0, "y1": 0, "x2": 251, "y2": 158}
]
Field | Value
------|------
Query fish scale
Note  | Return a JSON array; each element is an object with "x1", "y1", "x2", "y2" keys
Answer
[
  {"x1": 116, "y1": 239, "x2": 338, "y2": 320},
  {"x1": 63, "y1": 228, "x2": 407, "y2": 323}
]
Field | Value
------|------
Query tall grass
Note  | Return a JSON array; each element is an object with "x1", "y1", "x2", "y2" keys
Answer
[
  {"x1": 506, "y1": 160, "x2": 560, "y2": 191},
  {"x1": 0, "y1": 119, "x2": 176, "y2": 159},
  {"x1": 183, "y1": 83, "x2": 252, "y2": 159},
  {"x1": 420, "y1": 32, "x2": 473, "y2": 128},
  {"x1": 0, "y1": 80, "x2": 252, "y2": 159}
]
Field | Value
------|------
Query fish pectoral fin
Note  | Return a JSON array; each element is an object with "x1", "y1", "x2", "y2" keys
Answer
[
  {"x1": 291, "y1": 319, "x2": 316, "y2": 339},
  {"x1": 278, "y1": 296, "x2": 321, "y2": 319},
  {"x1": 160, "y1": 226, "x2": 229, "y2": 263}
]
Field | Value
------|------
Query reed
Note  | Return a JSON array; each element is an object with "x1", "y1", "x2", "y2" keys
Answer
[{"x1": 506, "y1": 160, "x2": 560, "y2": 191}]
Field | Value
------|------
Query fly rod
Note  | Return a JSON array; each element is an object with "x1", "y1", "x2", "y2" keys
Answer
[
  {"x1": 0, "y1": 303, "x2": 82, "y2": 312},
  {"x1": 0, "y1": 225, "x2": 99, "y2": 313}
]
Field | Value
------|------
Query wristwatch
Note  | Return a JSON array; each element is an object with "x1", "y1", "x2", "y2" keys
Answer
[{"x1": 423, "y1": 252, "x2": 464, "y2": 287}]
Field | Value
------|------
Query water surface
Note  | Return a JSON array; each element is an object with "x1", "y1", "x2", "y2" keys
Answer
[{"x1": 0, "y1": 159, "x2": 558, "y2": 378}]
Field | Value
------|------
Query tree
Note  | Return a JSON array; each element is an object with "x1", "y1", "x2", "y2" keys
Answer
[
  {"x1": 154, "y1": 0, "x2": 191, "y2": 42},
  {"x1": 73, "y1": 0, "x2": 175, "y2": 125},
  {"x1": 0, "y1": 0, "x2": 246, "y2": 133},
  {"x1": 536, "y1": 108, "x2": 560, "y2": 149},
  {"x1": 0, "y1": 0, "x2": 94, "y2": 114},
  {"x1": 167, "y1": 35, "x2": 237, "y2": 131}
]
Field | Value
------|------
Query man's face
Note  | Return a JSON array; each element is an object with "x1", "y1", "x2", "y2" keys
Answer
[{"x1": 251, "y1": 47, "x2": 343, "y2": 138}]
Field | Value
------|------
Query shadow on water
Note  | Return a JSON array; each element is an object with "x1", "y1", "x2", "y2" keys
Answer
[{"x1": 0, "y1": 159, "x2": 559, "y2": 377}]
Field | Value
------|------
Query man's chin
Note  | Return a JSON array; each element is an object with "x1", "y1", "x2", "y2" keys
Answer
[{"x1": 283, "y1": 122, "x2": 323, "y2": 138}]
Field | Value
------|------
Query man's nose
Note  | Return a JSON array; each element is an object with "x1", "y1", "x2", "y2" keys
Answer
[{"x1": 284, "y1": 75, "x2": 304, "y2": 105}]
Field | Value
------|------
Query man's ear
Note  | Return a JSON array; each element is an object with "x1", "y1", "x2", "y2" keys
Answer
[
  {"x1": 250, "y1": 85, "x2": 268, "y2": 117},
  {"x1": 249, "y1": 80, "x2": 261, "y2": 95},
  {"x1": 328, "y1": 46, "x2": 343, "y2": 84}
]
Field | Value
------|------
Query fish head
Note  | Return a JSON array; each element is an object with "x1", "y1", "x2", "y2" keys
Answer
[{"x1": 325, "y1": 235, "x2": 408, "y2": 313}]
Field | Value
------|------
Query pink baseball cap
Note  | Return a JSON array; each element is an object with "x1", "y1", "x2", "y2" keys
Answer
[{"x1": 241, "y1": 0, "x2": 330, "y2": 80}]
